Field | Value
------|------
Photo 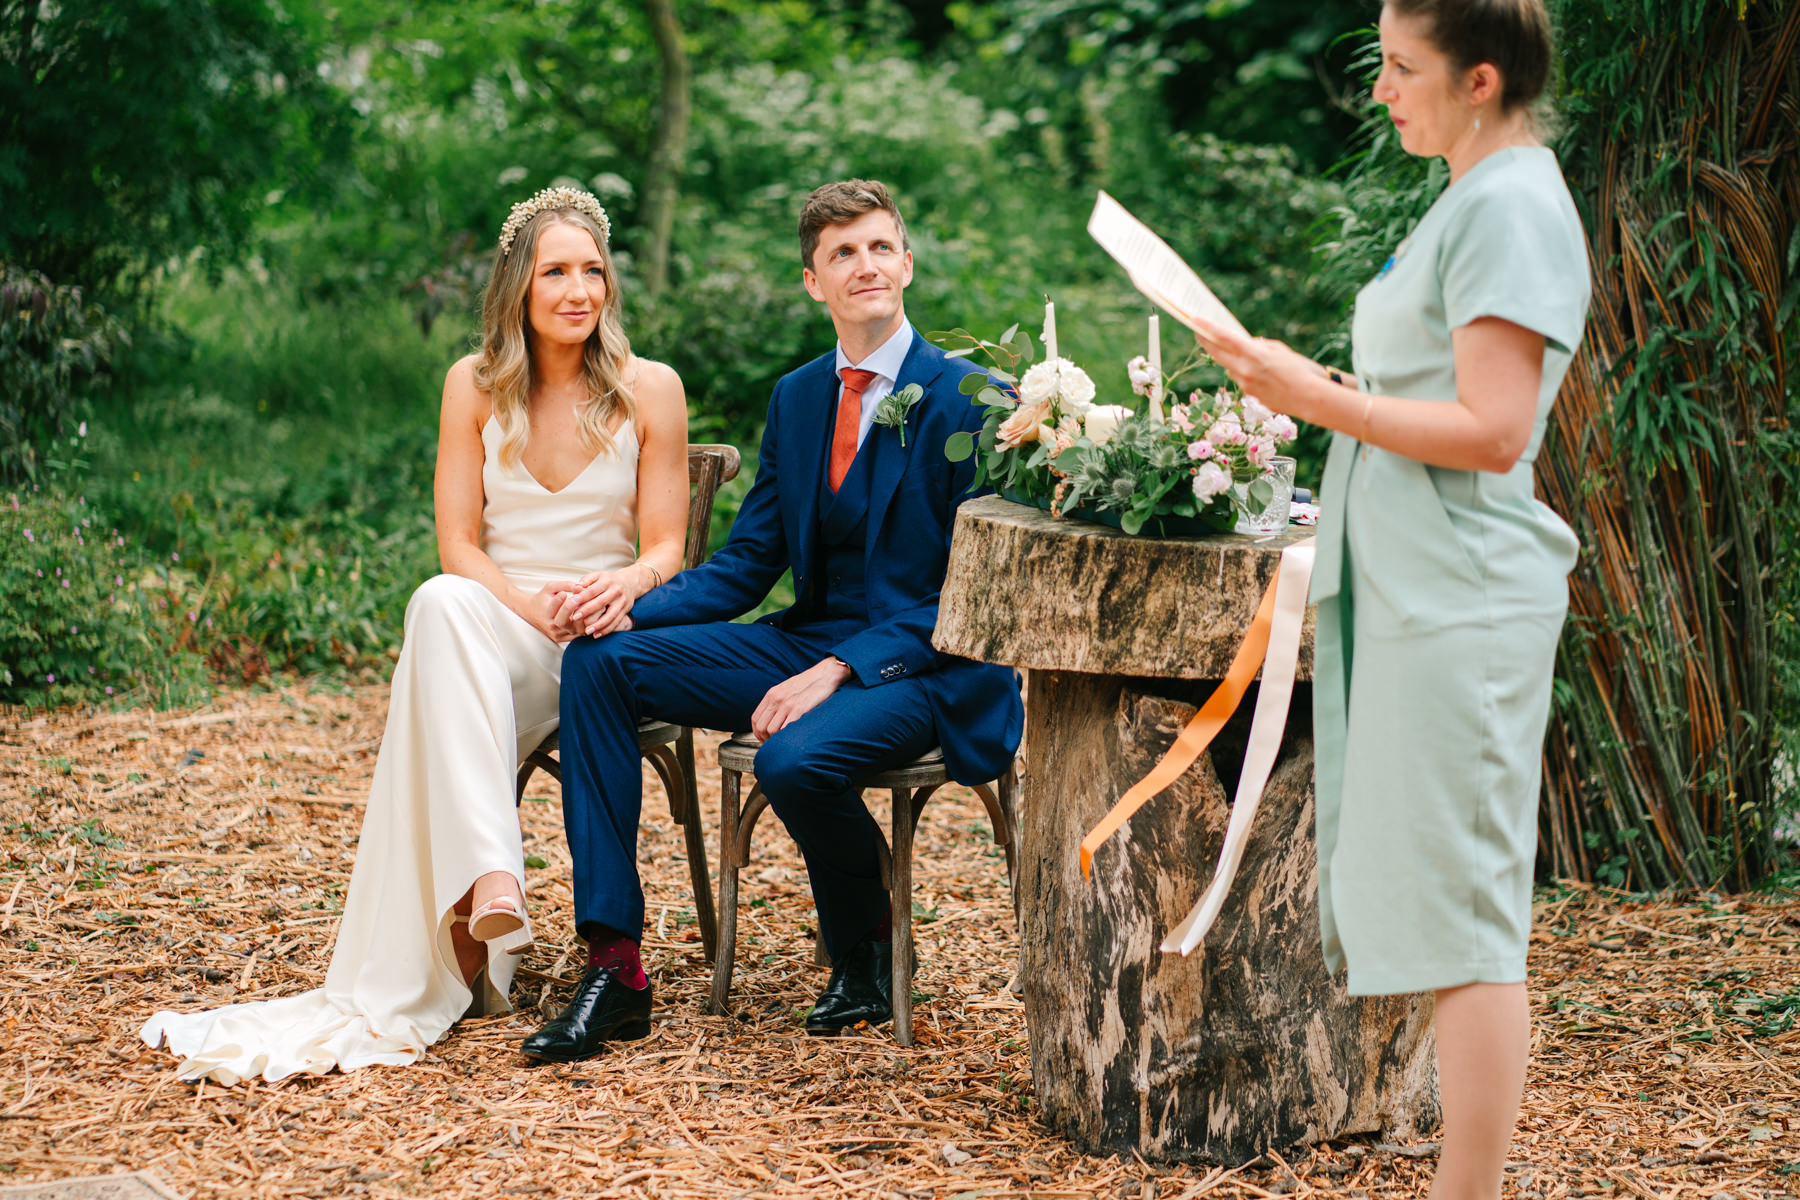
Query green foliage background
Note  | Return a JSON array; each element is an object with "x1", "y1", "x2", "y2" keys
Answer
[{"x1": 1, "y1": 0, "x2": 1365, "y2": 708}]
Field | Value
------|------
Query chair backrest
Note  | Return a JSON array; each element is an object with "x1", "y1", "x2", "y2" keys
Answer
[{"x1": 685, "y1": 444, "x2": 742, "y2": 571}]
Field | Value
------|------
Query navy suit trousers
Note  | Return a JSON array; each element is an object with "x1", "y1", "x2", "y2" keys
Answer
[{"x1": 558, "y1": 619, "x2": 938, "y2": 960}]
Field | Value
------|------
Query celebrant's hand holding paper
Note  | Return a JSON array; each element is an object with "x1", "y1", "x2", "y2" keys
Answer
[
  {"x1": 1192, "y1": 325, "x2": 1337, "y2": 426},
  {"x1": 1087, "y1": 190, "x2": 1339, "y2": 424}
]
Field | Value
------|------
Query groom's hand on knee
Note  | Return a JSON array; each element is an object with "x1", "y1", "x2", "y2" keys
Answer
[{"x1": 751, "y1": 657, "x2": 855, "y2": 740}]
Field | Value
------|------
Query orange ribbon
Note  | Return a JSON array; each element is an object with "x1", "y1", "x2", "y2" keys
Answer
[{"x1": 1078, "y1": 566, "x2": 1283, "y2": 880}]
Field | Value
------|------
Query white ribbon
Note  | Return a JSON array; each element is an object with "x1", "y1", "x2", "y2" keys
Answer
[{"x1": 1161, "y1": 538, "x2": 1316, "y2": 955}]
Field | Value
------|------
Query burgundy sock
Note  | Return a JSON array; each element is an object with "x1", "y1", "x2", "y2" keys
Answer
[
  {"x1": 587, "y1": 928, "x2": 648, "y2": 990},
  {"x1": 871, "y1": 902, "x2": 892, "y2": 944}
]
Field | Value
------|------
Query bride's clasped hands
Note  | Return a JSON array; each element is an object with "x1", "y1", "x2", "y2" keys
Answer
[
  {"x1": 514, "y1": 570, "x2": 636, "y2": 643},
  {"x1": 556, "y1": 567, "x2": 644, "y2": 639}
]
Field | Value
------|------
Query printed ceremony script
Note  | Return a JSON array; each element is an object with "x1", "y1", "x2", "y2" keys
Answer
[{"x1": 1086, "y1": 191, "x2": 1248, "y2": 342}]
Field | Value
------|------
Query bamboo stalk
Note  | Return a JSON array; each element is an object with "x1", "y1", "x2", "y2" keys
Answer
[{"x1": 1533, "y1": 0, "x2": 1797, "y2": 888}]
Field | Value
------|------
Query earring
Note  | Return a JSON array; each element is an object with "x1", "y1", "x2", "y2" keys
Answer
[{"x1": 1474, "y1": 115, "x2": 1483, "y2": 133}]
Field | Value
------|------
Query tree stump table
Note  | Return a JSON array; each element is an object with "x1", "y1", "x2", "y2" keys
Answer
[{"x1": 934, "y1": 496, "x2": 1438, "y2": 1164}]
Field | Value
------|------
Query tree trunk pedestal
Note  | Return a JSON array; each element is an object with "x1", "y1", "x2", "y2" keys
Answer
[{"x1": 934, "y1": 497, "x2": 1438, "y2": 1164}]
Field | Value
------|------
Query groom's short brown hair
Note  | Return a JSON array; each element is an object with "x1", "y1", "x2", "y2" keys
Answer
[{"x1": 798, "y1": 179, "x2": 909, "y2": 272}]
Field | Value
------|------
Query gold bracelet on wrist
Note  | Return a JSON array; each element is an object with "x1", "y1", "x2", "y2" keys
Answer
[
  {"x1": 640, "y1": 561, "x2": 663, "y2": 589},
  {"x1": 1360, "y1": 393, "x2": 1374, "y2": 443}
]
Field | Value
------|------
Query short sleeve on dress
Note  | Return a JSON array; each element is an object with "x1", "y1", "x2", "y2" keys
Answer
[{"x1": 1438, "y1": 181, "x2": 1588, "y2": 355}]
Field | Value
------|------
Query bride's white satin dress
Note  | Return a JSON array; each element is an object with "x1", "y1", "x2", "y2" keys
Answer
[{"x1": 142, "y1": 417, "x2": 639, "y2": 1083}]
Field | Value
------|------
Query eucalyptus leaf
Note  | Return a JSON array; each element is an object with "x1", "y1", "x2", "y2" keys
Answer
[{"x1": 945, "y1": 431, "x2": 975, "y2": 462}]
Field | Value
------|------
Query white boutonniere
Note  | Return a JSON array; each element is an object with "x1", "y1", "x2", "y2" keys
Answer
[{"x1": 873, "y1": 383, "x2": 924, "y2": 447}]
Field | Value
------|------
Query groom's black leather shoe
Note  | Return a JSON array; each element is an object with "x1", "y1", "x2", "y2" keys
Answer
[
  {"x1": 520, "y1": 965, "x2": 652, "y2": 1062},
  {"x1": 805, "y1": 937, "x2": 893, "y2": 1036}
]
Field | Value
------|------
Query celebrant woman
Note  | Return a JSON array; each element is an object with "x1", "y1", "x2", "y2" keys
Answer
[
  {"x1": 142, "y1": 188, "x2": 690, "y2": 1083},
  {"x1": 1194, "y1": 2, "x2": 1588, "y2": 1198}
]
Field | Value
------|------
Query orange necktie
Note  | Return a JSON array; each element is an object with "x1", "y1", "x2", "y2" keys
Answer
[{"x1": 829, "y1": 367, "x2": 879, "y2": 492}]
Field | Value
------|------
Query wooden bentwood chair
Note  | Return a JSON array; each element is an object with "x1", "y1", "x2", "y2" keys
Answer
[
  {"x1": 709, "y1": 736, "x2": 1019, "y2": 1046},
  {"x1": 514, "y1": 443, "x2": 742, "y2": 963}
]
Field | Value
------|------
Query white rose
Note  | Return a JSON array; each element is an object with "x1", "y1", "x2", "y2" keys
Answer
[
  {"x1": 1193, "y1": 460, "x2": 1232, "y2": 504},
  {"x1": 1018, "y1": 360, "x2": 1060, "y2": 406},
  {"x1": 1083, "y1": 404, "x2": 1133, "y2": 446},
  {"x1": 1242, "y1": 395, "x2": 1273, "y2": 425},
  {"x1": 1058, "y1": 364, "x2": 1096, "y2": 414}
]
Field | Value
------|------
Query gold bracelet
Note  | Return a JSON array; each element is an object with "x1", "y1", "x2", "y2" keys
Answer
[
  {"x1": 1360, "y1": 393, "x2": 1374, "y2": 443},
  {"x1": 640, "y1": 561, "x2": 663, "y2": 589}
]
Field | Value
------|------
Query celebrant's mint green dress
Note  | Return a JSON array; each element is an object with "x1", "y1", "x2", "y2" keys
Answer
[{"x1": 1310, "y1": 146, "x2": 1590, "y2": 996}]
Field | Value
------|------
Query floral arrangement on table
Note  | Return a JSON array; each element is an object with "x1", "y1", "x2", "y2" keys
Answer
[{"x1": 940, "y1": 303, "x2": 1298, "y2": 536}]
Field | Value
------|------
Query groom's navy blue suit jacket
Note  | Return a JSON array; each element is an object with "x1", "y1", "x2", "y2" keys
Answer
[{"x1": 629, "y1": 333, "x2": 1022, "y2": 786}]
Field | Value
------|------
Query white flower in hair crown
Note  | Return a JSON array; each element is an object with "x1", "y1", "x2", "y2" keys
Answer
[{"x1": 497, "y1": 186, "x2": 611, "y2": 256}]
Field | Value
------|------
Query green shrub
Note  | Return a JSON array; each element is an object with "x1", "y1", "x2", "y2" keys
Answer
[
  {"x1": 58, "y1": 276, "x2": 453, "y2": 694},
  {"x1": 0, "y1": 487, "x2": 205, "y2": 708},
  {"x1": 0, "y1": 265, "x2": 129, "y2": 486}
]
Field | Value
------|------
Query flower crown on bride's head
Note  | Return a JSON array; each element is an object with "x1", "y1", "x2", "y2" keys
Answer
[{"x1": 497, "y1": 186, "x2": 611, "y2": 256}]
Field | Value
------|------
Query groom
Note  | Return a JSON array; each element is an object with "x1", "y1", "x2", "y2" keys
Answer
[{"x1": 521, "y1": 179, "x2": 1023, "y2": 1061}]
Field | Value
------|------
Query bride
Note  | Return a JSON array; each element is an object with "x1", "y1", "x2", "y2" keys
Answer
[{"x1": 143, "y1": 187, "x2": 689, "y2": 1083}]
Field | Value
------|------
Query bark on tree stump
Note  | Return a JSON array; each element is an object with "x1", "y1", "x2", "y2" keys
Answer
[{"x1": 934, "y1": 496, "x2": 1438, "y2": 1164}]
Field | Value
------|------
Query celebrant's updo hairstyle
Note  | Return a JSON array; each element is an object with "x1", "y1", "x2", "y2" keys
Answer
[
  {"x1": 475, "y1": 188, "x2": 635, "y2": 470},
  {"x1": 797, "y1": 179, "x2": 910, "y2": 273},
  {"x1": 1384, "y1": 0, "x2": 1554, "y2": 112}
]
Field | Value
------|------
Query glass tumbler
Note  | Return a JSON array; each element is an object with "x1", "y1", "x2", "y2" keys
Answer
[{"x1": 1236, "y1": 455, "x2": 1297, "y2": 534}]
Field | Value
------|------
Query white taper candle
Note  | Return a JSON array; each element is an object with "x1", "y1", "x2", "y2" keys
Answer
[{"x1": 1148, "y1": 313, "x2": 1164, "y2": 423}]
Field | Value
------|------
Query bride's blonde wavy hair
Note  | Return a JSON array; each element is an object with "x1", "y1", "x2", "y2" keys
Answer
[{"x1": 474, "y1": 205, "x2": 634, "y2": 469}]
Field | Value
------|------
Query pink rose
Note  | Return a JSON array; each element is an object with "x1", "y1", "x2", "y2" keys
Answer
[{"x1": 1193, "y1": 461, "x2": 1232, "y2": 504}]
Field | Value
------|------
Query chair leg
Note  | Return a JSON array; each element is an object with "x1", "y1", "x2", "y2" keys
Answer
[
  {"x1": 709, "y1": 765, "x2": 743, "y2": 1015},
  {"x1": 889, "y1": 784, "x2": 916, "y2": 1046},
  {"x1": 999, "y1": 762, "x2": 1021, "y2": 917},
  {"x1": 675, "y1": 729, "x2": 718, "y2": 964}
]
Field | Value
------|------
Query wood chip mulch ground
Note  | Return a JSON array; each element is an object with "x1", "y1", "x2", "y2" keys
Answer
[{"x1": 2, "y1": 683, "x2": 1797, "y2": 1199}]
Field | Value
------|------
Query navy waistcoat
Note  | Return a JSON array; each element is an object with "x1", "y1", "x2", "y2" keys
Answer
[{"x1": 814, "y1": 439, "x2": 874, "y2": 623}]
